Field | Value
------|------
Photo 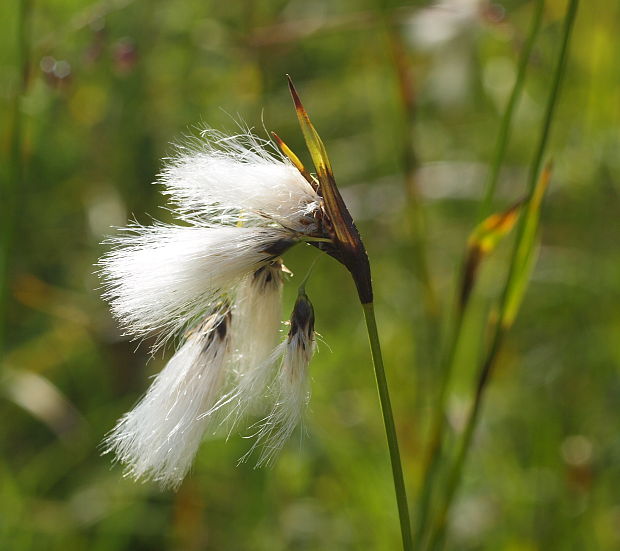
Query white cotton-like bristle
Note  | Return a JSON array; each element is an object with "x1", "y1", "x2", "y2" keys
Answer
[
  {"x1": 243, "y1": 293, "x2": 315, "y2": 467},
  {"x1": 213, "y1": 261, "x2": 285, "y2": 428},
  {"x1": 98, "y1": 224, "x2": 296, "y2": 344},
  {"x1": 103, "y1": 311, "x2": 231, "y2": 488},
  {"x1": 160, "y1": 130, "x2": 321, "y2": 232},
  {"x1": 233, "y1": 263, "x2": 284, "y2": 395}
]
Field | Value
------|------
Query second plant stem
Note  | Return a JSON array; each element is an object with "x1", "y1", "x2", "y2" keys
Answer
[{"x1": 426, "y1": 0, "x2": 580, "y2": 547}]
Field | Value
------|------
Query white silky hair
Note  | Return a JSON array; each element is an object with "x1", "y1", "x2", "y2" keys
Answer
[
  {"x1": 242, "y1": 294, "x2": 316, "y2": 467},
  {"x1": 98, "y1": 223, "x2": 296, "y2": 345},
  {"x1": 233, "y1": 261, "x2": 285, "y2": 376},
  {"x1": 103, "y1": 311, "x2": 231, "y2": 489},
  {"x1": 208, "y1": 261, "x2": 286, "y2": 429},
  {"x1": 161, "y1": 129, "x2": 321, "y2": 232}
]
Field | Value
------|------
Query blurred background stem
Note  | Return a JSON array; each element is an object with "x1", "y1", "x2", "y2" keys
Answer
[
  {"x1": 412, "y1": 282, "x2": 466, "y2": 549},
  {"x1": 2, "y1": 0, "x2": 32, "y2": 355},
  {"x1": 478, "y1": 0, "x2": 544, "y2": 221},
  {"x1": 425, "y1": 1, "x2": 580, "y2": 548},
  {"x1": 384, "y1": 20, "x2": 440, "y2": 324}
]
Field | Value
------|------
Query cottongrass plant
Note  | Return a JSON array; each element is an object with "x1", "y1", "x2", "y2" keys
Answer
[{"x1": 100, "y1": 78, "x2": 411, "y2": 549}]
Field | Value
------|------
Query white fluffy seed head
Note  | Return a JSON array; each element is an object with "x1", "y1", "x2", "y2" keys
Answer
[
  {"x1": 99, "y1": 126, "x2": 325, "y2": 484},
  {"x1": 98, "y1": 223, "x2": 297, "y2": 345},
  {"x1": 103, "y1": 309, "x2": 231, "y2": 489},
  {"x1": 161, "y1": 129, "x2": 321, "y2": 232},
  {"x1": 242, "y1": 292, "x2": 316, "y2": 467}
]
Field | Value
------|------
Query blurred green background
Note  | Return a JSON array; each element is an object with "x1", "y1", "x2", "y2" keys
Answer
[{"x1": 1, "y1": 0, "x2": 619, "y2": 549}]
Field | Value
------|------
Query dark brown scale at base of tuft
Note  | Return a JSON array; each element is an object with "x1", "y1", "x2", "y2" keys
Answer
[
  {"x1": 261, "y1": 238, "x2": 297, "y2": 257},
  {"x1": 187, "y1": 307, "x2": 231, "y2": 354},
  {"x1": 252, "y1": 260, "x2": 283, "y2": 292}
]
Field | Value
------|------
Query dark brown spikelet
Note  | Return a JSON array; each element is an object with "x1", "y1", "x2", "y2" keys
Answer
[
  {"x1": 185, "y1": 305, "x2": 231, "y2": 353},
  {"x1": 289, "y1": 291, "x2": 315, "y2": 341}
]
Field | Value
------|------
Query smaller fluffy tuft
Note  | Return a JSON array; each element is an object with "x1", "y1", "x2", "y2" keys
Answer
[
  {"x1": 241, "y1": 292, "x2": 315, "y2": 466},
  {"x1": 103, "y1": 310, "x2": 232, "y2": 489}
]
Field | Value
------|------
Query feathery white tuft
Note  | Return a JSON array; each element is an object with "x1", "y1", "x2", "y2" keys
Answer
[
  {"x1": 103, "y1": 310, "x2": 231, "y2": 489},
  {"x1": 243, "y1": 292, "x2": 315, "y2": 466},
  {"x1": 98, "y1": 224, "x2": 296, "y2": 344},
  {"x1": 161, "y1": 129, "x2": 321, "y2": 231},
  {"x1": 233, "y1": 261, "x2": 285, "y2": 375},
  {"x1": 210, "y1": 261, "x2": 286, "y2": 428}
]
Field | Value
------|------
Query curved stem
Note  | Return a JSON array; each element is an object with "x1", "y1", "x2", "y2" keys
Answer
[
  {"x1": 362, "y1": 302, "x2": 412, "y2": 551},
  {"x1": 478, "y1": 0, "x2": 545, "y2": 220}
]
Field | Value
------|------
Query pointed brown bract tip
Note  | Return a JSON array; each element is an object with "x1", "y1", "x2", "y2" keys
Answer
[
  {"x1": 271, "y1": 131, "x2": 286, "y2": 149},
  {"x1": 287, "y1": 75, "x2": 304, "y2": 114},
  {"x1": 286, "y1": 75, "x2": 373, "y2": 304},
  {"x1": 468, "y1": 198, "x2": 524, "y2": 255}
]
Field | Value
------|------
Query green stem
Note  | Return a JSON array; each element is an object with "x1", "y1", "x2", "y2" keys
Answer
[
  {"x1": 426, "y1": 328, "x2": 504, "y2": 551},
  {"x1": 426, "y1": 1, "x2": 579, "y2": 548},
  {"x1": 362, "y1": 301, "x2": 412, "y2": 551},
  {"x1": 478, "y1": 0, "x2": 545, "y2": 220}
]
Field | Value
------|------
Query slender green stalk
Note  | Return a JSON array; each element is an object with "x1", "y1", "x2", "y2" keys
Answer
[
  {"x1": 426, "y1": 2, "x2": 579, "y2": 548},
  {"x1": 362, "y1": 301, "x2": 413, "y2": 551},
  {"x1": 478, "y1": 0, "x2": 544, "y2": 220},
  {"x1": 426, "y1": 329, "x2": 504, "y2": 551}
]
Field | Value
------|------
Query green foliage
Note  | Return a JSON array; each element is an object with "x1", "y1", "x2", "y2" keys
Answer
[{"x1": 1, "y1": 1, "x2": 618, "y2": 550}]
